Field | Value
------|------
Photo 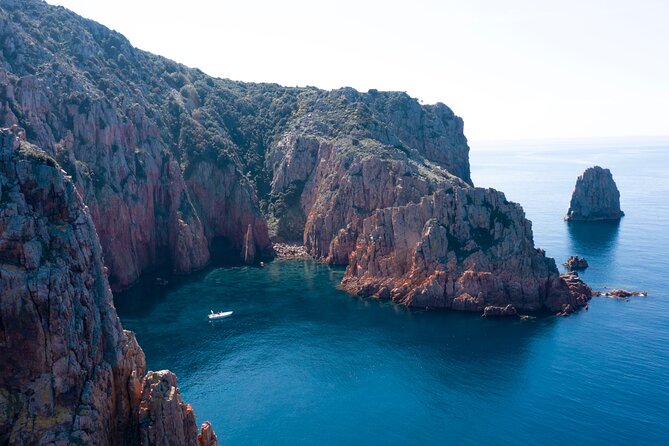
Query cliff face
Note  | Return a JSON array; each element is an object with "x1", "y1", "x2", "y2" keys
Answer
[
  {"x1": 0, "y1": 0, "x2": 279, "y2": 289},
  {"x1": 0, "y1": 1, "x2": 591, "y2": 309},
  {"x1": 342, "y1": 187, "x2": 590, "y2": 314},
  {"x1": 0, "y1": 0, "x2": 471, "y2": 288},
  {"x1": 266, "y1": 89, "x2": 470, "y2": 262},
  {"x1": 0, "y1": 128, "x2": 216, "y2": 445},
  {"x1": 565, "y1": 166, "x2": 624, "y2": 221}
]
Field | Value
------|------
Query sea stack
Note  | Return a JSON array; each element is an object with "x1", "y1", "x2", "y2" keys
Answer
[{"x1": 565, "y1": 166, "x2": 624, "y2": 221}]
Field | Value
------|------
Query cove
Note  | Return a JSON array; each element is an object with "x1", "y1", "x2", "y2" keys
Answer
[{"x1": 115, "y1": 142, "x2": 669, "y2": 445}]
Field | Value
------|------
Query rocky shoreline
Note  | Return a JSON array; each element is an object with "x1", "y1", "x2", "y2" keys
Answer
[
  {"x1": 0, "y1": 1, "x2": 627, "y2": 443},
  {"x1": 272, "y1": 242, "x2": 310, "y2": 259},
  {"x1": 0, "y1": 128, "x2": 217, "y2": 445}
]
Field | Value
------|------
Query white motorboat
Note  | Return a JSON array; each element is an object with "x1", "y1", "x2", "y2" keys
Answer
[{"x1": 208, "y1": 310, "x2": 233, "y2": 320}]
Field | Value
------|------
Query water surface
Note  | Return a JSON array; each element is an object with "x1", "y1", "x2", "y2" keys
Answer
[{"x1": 116, "y1": 141, "x2": 669, "y2": 445}]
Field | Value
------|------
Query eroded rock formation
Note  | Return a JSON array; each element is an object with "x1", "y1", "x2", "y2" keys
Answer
[
  {"x1": 565, "y1": 166, "x2": 624, "y2": 221},
  {"x1": 342, "y1": 187, "x2": 592, "y2": 314},
  {"x1": 0, "y1": 0, "x2": 604, "y2": 443},
  {"x1": 0, "y1": 128, "x2": 214, "y2": 445},
  {"x1": 0, "y1": 0, "x2": 472, "y2": 289}
]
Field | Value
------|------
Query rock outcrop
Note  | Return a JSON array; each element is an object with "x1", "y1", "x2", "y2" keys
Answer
[
  {"x1": 0, "y1": 0, "x2": 470, "y2": 289},
  {"x1": 242, "y1": 224, "x2": 256, "y2": 264},
  {"x1": 565, "y1": 166, "x2": 624, "y2": 221},
  {"x1": 559, "y1": 272, "x2": 593, "y2": 311},
  {"x1": 0, "y1": 128, "x2": 214, "y2": 444},
  {"x1": 0, "y1": 1, "x2": 596, "y2": 316},
  {"x1": 342, "y1": 187, "x2": 592, "y2": 314},
  {"x1": 0, "y1": 0, "x2": 602, "y2": 443},
  {"x1": 564, "y1": 255, "x2": 589, "y2": 271}
]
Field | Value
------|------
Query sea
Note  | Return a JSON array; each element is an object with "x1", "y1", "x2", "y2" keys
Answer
[{"x1": 115, "y1": 138, "x2": 669, "y2": 445}]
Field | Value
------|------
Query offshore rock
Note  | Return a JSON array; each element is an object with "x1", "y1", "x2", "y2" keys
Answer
[
  {"x1": 563, "y1": 255, "x2": 589, "y2": 271},
  {"x1": 342, "y1": 187, "x2": 590, "y2": 314},
  {"x1": 595, "y1": 289, "x2": 648, "y2": 299},
  {"x1": 565, "y1": 166, "x2": 624, "y2": 221},
  {"x1": 0, "y1": 129, "x2": 214, "y2": 445}
]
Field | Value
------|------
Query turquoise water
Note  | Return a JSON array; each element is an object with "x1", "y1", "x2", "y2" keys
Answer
[{"x1": 115, "y1": 141, "x2": 669, "y2": 445}]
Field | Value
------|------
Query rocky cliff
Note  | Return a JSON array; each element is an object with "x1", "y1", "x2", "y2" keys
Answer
[
  {"x1": 0, "y1": 0, "x2": 591, "y2": 313},
  {"x1": 0, "y1": 1, "x2": 599, "y2": 444},
  {"x1": 0, "y1": 0, "x2": 470, "y2": 289},
  {"x1": 0, "y1": 0, "x2": 595, "y2": 286},
  {"x1": 565, "y1": 166, "x2": 624, "y2": 221},
  {"x1": 342, "y1": 187, "x2": 591, "y2": 314},
  {"x1": 0, "y1": 127, "x2": 216, "y2": 445}
]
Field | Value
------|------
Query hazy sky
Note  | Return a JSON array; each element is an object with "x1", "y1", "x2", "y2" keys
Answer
[{"x1": 46, "y1": 0, "x2": 668, "y2": 142}]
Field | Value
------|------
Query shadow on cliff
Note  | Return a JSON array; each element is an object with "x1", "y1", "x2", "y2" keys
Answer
[{"x1": 113, "y1": 237, "x2": 249, "y2": 317}]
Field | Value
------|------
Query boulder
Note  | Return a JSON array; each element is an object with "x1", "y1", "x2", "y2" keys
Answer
[{"x1": 564, "y1": 255, "x2": 589, "y2": 270}]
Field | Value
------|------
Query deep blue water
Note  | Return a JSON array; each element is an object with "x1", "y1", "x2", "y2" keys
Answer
[{"x1": 115, "y1": 141, "x2": 669, "y2": 445}]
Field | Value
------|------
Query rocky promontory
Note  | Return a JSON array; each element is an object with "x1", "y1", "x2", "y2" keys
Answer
[
  {"x1": 0, "y1": 0, "x2": 607, "y2": 440},
  {"x1": 565, "y1": 166, "x2": 624, "y2": 221},
  {"x1": 0, "y1": 0, "x2": 595, "y2": 318},
  {"x1": 0, "y1": 128, "x2": 216, "y2": 445},
  {"x1": 342, "y1": 187, "x2": 592, "y2": 314},
  {"x1": 0, "y1": 0, "x2": 470, "y2": 290}
]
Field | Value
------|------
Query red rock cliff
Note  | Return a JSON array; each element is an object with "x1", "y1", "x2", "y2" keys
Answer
[
  {"x1": 342, "y1": 187, "x2": 590, "y2": 314},
  {"x1": 0, "y1": 128, "x2": 216, "y2": 445}
]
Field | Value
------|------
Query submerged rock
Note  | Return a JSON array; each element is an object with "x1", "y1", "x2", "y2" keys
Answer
[
  {"x1": 564, "y1": 255, "x2": 589, "y2": 271},
  {"x1": 594, "y1": 289, "x2": 648, "y2": 299},
  {"x1": 565, "y1": 166, "x2": 624, "y2": 221}
]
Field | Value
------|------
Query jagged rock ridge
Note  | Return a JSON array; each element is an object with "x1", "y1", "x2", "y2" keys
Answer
[{"x1": 0, "y1": 127, "x2": 216, "y2": 445}]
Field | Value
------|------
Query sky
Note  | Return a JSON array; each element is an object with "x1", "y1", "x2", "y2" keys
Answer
[{"x1": 45, "y1": 0, "x2": 668, "y2": 142}]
